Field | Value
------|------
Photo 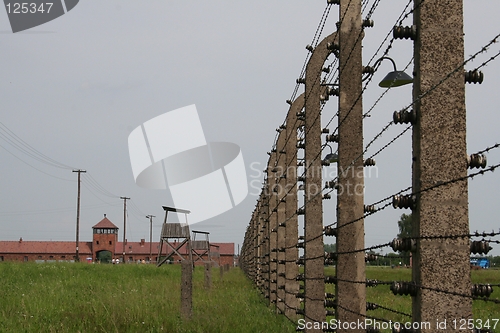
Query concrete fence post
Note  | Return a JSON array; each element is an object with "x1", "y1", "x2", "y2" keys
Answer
[
  {"x1": 336, "y1": 1, "x2": 365, "y2": 331},
  {"x1": 204, "y1": 262, "x2": 211, "y2": 289},
  {"x1": 303, "y1": 31, "x2": 338, "y2": 331},
  {"x1": 284, "y1": 93, "x2": 304, "y2": 319},
  {"x1": 181, "y1": 260, "x2": 193, "y2": 320},
  {"x1": 276, "y1": 130, "x2": 287, "y2": 314},
  {"x1": 412, "y1": 0, "x2": 472, "y2": 329}
]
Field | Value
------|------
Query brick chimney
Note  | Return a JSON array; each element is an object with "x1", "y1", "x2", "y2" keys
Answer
[
  {"x1": 19, "y1": 237, "x2": 22, "y2": 243},
  {"x1": 140, "y1": 239, "x2": 145, "y2": 246}
]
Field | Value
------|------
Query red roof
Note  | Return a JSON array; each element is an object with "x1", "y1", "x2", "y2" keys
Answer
[
  {"x1": 0, "y1": 240, "x2": 92, "y2": 254},
  {"x1": 116, "y1": 241, "x2": 234, "y2": 256},
  {"x1": 0, "y1": 240, "x2": 233, "y2": 257},
  {"x1": 92, "y1": 216, "x2": 119, "y2": 229},
  {"x1": 211, "y1": 242, "x2": 234, "y2": 255}
]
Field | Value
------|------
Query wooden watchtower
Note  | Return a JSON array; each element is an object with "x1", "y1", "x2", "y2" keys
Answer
[
  {"x1": 157, "y1": 206, "x2": 192, "y2": 267},
  {"x1": 209, "y1": 243, "x2": 221, "y2": 266},
  {"x1": 191, "y1": 230, "x2": 210, "y2": 264}
]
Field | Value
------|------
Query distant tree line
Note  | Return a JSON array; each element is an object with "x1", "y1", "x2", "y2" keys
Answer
[{"x1": 324, "y1": 243, "x2": 336, "y2": 253}]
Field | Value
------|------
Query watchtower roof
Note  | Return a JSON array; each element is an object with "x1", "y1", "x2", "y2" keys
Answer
[{"x1": 92, "y1": 215, "x2": 118, "y2": 229}]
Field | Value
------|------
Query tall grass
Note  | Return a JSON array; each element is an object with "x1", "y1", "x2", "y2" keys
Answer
[{"x1": 0, "y1": 263, "x2": 295, "y2": 333}]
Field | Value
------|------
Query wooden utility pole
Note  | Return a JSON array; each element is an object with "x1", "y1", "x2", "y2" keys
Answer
[
  {"x1": 336, "y1": 0, "x2": 365, "y2": 331},
  {"x1": 121, "y1": 196, "x2": 130, "y2": 263},
  {"x1": 412, "y1": 0, "x2": 471, "y2": 329},
  {"x1": 73, "y1": 169, "x2": 86, "y2": 262},
  {"x1": 146, "y1": 214, "x2": 155, "y2": 262}
]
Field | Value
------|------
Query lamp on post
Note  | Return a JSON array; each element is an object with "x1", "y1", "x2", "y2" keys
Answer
[
  {"x1": 363, "y1": 56, "x2": 413, "y2": 88},
  {"x1": 322, "y1": 144, "x2": 339, "y2": 165}
]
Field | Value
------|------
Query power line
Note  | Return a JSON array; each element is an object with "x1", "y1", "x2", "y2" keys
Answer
[
  {"x1": 84, "y1": 174, "x2": 119, "y2": 199},
  {"x1": 0, "y1": 142, "x2": 74, "y2": 181},
  {"x1": 0, "y1": 121, "x2": 76, "y2": 170}
]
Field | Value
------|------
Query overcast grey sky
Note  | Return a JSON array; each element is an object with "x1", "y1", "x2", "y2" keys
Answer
[{"x1": 0, "y1": 1, "x2": 499, "y2": 256}]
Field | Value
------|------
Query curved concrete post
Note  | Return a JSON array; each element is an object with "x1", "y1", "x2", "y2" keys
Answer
[
  {"x1": 303, "y1": 31, "x2": 339, "y2": 331},
  {"x1": 267, "y1": 151, "x2": 278, "y2": 305},
  {"x1": 260, "y1": 188, "x2": 271, "y2": 302},
  {"x1": 336, "y1": 1, "x2": 366, "y2": 331},
  {"x1": 284, "y1": 93, "x2": 304, "y2": 320},
  {"x1": 276, "y1": 129, "x2": 287, "y2": 313}
]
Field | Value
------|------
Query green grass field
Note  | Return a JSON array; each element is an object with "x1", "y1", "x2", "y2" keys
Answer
[
  {"x1": 0, "y1": 263, "x2": 295, "y2": 333},
  {"x1": 0, "y1": 263, "x2": 498, "y2": 332}
]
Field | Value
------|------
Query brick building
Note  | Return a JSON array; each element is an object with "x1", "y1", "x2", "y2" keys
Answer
[{"x1": 0, "y1": 215, "x2": 234, "y2": 266}]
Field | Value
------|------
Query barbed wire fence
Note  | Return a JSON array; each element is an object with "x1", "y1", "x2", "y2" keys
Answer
[{"x1": 240, "y1": 1, "x2": 500, "y2": 332}]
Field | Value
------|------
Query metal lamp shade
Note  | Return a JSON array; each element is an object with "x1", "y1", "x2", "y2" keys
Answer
[
  {"x1": 379, "y1": 71, "x2": 413, "y2": 88},
  {"x1": 323, "y1": 153, "x2": 338, "y2": 164}
]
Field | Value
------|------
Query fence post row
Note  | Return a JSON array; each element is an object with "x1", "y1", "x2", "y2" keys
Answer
[{"x1": 240, "y1": 1, "x2": 477, "y2": 332}]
